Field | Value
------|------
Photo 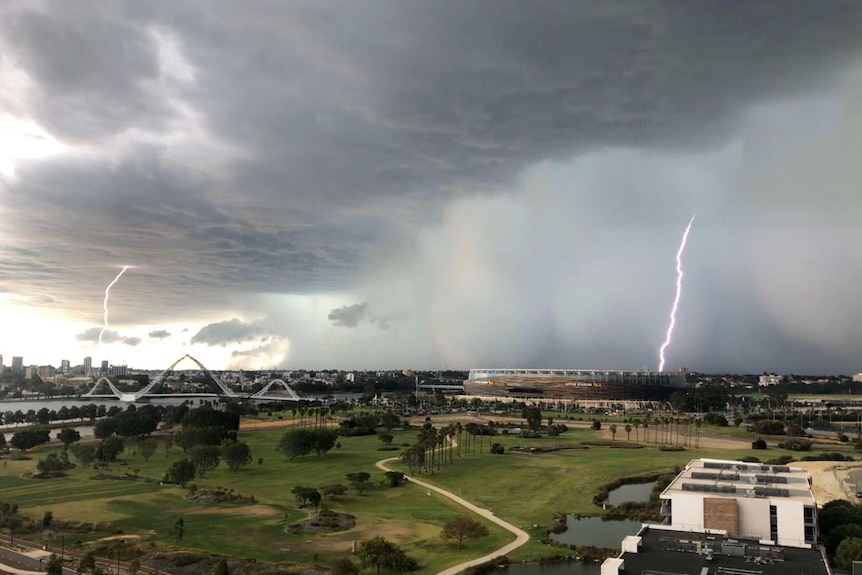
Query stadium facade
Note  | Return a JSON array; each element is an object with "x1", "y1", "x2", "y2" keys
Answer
[{"x1": 463, "y1": 368, "x2": 687, "y2": 401}]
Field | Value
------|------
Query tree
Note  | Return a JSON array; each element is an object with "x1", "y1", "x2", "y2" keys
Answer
[
  {"x1": 70, "y1": 443, "x2": 97, "y2": 468},
  {"x1": 378, "y1": 432, "x2": 394, "y2": 445},
  {"x1": 624, "y1": 424, "x2": 632, "y2": 441},
  {"x1": 189, "y1": 445, "x2": 220, "y2": 477},
  {"x1": 827, "y1": 523, "x2": 862, "y2": 556},
  {"x1": 329, "y1": 558, "x2": 359, "y2": 575},
  {"x1": 221, "y1": 441, "x2": 252, "y2": 472},
  {"x1": 609, "y1": 424, "x2": 618, "y2": 441},
  {"x1": 10, "y1": 428, "x2": 50, "y2": 451},
  {"x1": 591, "y1": 420, "x2": 601, "y2": 430},
  {"x1": 836, "y1": 536, "x2": 862, "y2": 569},
  {"x1": 320, "y1": 484, "x2": 348, "y2": 500},
  {"x1": 358, "y1": 536, "x2": 417, "y2": 575},
  {"x1": 57, "y1": 428, "x2": 81, "y2": 451},
  {"x1": 440, "y1": 515, "x2": 490, "y2": 549},
  {"x1": 278, "y1": 429, "x2": 314, "y2": 460},
  {"x1": 137, "y1": 437, "x2": 158, "y2": 462},
  {"x1": 96, "y1": 436, "x2": 125, "y2": 462},
  {"x1": 346, "y1": 472, "x2": 372, "y2": 495},
  {"x1": 214, "y1": 559, "x2": 229, "y2": 575},
  {"x1": 170, "y1": 517, "x2": 185, "y2": 541},
  {"x1": 522, "y1": 406, "x2": 542, "y2": 431},
  {"x1": 166, "y1": 459, "x2": 196, "y2": 487},
  {"x1": 78, "y1": 552, "x2": 97, "y2": 574},
  {"x1": 42, "y1": 510, "x2": 54, "y2": 529},
  {"x1": 292, "y1": 486, "x2": 320, "y2": 506},
  {"x1": 45, "y1": 554, "x2": 63, "y2": 575},
  {"x1": 384, "y1": 471, "x2": 405, "y2": 487}
]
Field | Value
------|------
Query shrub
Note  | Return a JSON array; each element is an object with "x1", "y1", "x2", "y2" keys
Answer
[
  {"x1": 591, "y1": 420, "x2": 602, "y2": 430},
  {"x1": 490, "y1": 443, "x2": 505, "y2": 454},
  {"x1": 751, "y1": 439, "x2": 767, "y2": 450},
  {"x1": 777, "y1": 438, "x2": 812, "y2": 451}
]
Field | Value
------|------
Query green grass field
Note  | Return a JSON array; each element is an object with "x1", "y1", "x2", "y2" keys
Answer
[{"x1": 0, "y1": 420, "x2": 833, "y2": 572}]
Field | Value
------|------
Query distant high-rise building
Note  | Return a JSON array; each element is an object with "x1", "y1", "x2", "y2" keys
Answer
[
  {"x1": 60, "y1": 359, "x2": 71, "y2": 374},
  {"x1": 84, "y1": 356, "x2": 92, "y2": 373},
  {"x1": 11, "y1": 356, "x2": 23, "y2": 373},
  {"x1": 101, "y1": 360, "x2": 109, "y2": 375},
  {"x1": 109, "y1": 365, "x2": 128, "y2": 377},
  {"x1": 38, "y1": 365, "x2": 56, "y2": 379}
]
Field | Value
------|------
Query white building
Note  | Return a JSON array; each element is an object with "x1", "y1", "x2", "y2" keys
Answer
[
  {"x1": 853, "y1": 373, "x2": 862, "y2": 383},
  {"x1": 660, "y1": 458, "x2": 817, "y2": 548},
  {"x1": 759, "y1": 374, "x2": 784, "y2": 386}
]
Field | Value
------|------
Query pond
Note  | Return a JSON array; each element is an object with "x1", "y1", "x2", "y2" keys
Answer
[
  {"x1": 605, "y1": 481, "x2": 655, "y2": 505},
  {"x1": 502, "y1": 561, "x2": 601, "y2": 575},
  {"x1": 549, "y1": 516, "x2": 643, "y2": 548}
]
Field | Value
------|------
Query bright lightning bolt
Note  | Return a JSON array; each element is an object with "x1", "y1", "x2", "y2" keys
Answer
[
  {"x1": 658, "y1": 214, "x2": 695, "y2": 372},
  {"x1": 99, "y1": 266, "x2": 129, "y2": 345}
]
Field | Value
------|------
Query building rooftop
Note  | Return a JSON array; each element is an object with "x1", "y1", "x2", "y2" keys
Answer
[
  {"x1": 604, "y1": 526, "x2": 828, "y2": 575},
  {"x1": 661, "y1": 458, "x2": 815, "y2": 505}
]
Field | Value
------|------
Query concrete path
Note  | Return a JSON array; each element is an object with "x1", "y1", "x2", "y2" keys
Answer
[{"x1": 375, "y1": 457, "x2": 530, "y2": 575}]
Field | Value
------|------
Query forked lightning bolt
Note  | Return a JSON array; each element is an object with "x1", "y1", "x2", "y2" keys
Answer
[
  {"x1": 658, "y1": 215, "x2": 695, "y2": 372},
  {"x1": 99, "y1": 266, "x2": 129, "y2": 345}
]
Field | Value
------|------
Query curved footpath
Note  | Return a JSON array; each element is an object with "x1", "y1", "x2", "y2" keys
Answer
[{"x1": 375, "y1": 457, "x2": 530, "y2": 575}]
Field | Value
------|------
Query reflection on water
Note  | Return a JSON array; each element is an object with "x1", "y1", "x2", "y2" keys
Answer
[
  {"x1": 605, "y1": 482, "x2": 655, "y2": 505},
  {"x1": 502, "y1": 560, "x2": 601, "y2": 575},
  {"x1": 550, "y1": 516, "x2": 642, "y2": 548}
]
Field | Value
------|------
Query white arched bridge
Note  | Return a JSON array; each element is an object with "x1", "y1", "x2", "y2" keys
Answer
[{"x1": 83, "y1": 354, "x2": 303, "y2": 402}]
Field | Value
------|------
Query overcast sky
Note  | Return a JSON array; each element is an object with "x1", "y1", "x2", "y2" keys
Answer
[{"x1": 2, "y1": 1, "x2": 862, "y2": 374}]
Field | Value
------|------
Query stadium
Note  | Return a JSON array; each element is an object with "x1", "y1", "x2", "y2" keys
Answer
[{"x1": 463, "y1": 368, "x2": 688, "y2": 402}]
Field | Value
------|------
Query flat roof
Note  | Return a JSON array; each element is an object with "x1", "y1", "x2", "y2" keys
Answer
[
  {"x1": 616, "y1": 527, "x2": 828, "y2": 575},
  {"x1": 661, "y1": 459, "x2": 815, "y2": 505}
]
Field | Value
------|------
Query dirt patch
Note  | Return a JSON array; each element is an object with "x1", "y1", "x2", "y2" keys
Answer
[
  {"x1": 509, "y1": 444, "x2": 588, "y2": 454},
  {"x1": 189, "y1": 504, "x2": 278, "y2": 517},
  {"x1": 793, "y1": 461, "x2": 862, "y2": 505},
  {"x1": 185, "y1": 489, "x2": 255, "y2": 505},
  {"x1": 286, "y1": 510, "x2": 356, "y2": 534}
]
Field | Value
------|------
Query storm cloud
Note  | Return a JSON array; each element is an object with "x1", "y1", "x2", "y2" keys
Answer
[{"x1": 2, "y1": 1, "x2": 862, "y2": 372}]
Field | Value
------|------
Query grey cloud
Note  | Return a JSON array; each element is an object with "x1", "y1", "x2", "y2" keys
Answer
[
  {"x1": 148, "y1": 330, "x2": 171, "y2": 339},
  {"x1": 3, "y1": 2, "x2": 862, "y2": 372},
  {"x1": 328, "y1": 303, "x2": 369, "y2": 328},
  {"x1": 75, "y1": 327, "x2": 141, "y2": 347},
  {"x1": 191, "y1": 318, "x2": 270, "y2": 346}
]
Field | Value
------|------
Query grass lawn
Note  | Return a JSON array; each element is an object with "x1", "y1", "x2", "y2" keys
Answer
[
  {"x1": 0, "y1": 429, "x2": 510, "y2": 573},
  {"x1": 0, "y1": 421, "x2": 841, "y2": 572}
]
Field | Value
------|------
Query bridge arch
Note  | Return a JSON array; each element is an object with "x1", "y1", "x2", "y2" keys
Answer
[
  {"x1": 250, "y1": 379, "x2": 301, "y2": 400},
  {"x1": 83, "y1": 377, "x2": 125, "y2": 398},
  {"x1": 136, "y1": 354, "x2": 236, "y2": 399}
]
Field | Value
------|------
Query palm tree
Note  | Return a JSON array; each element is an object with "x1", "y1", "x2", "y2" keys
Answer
[
  {"x1": 695, "y1": 419, "x2": 701, "y2": 448},
  {"x1": 609, "y1": 424, "x2": 618, "y2": 441},
  {"x1": 643, "y1": 422, "x2": 649, "y2": 444},
  {"x1": 624, "y1": 424, "x2": 632, "y2": 441}
]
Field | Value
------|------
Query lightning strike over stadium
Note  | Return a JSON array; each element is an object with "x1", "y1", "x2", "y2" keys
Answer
[
  {"x1": 658, "y1": 214, "x2": 696, "y2": 372},
  {"x1": 99, "y1": 266, "x2": 129, "y2": 345}
]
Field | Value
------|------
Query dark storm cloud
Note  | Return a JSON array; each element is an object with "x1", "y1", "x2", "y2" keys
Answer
[
  {"x1": 328, "y1": 303, "x2": 369, "y2": 328},
  {"x1": 3, "y1": 1, "x2": 862, "y2": 371},
  {"x1": 191, "y1": 319, "x2": 269, "y2": 346},
  {"x1": 148, "y1": 330, "x2": 171, "y2": 340},
  {"x1": 76, "y1": 327, "x2": 141, "y2": 347}
]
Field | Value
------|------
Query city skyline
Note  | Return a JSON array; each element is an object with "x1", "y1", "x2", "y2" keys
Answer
[{"x1": 2, "y1": 2, "x2": 862, "y2": 372}]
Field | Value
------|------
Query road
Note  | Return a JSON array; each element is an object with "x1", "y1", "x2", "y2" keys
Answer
[
  {"x1": 375, "y1": 456, "x2": 530, "y2": 575},
  {"x1": 0, "y1": 544, "x2": 76, "y2": 575}
]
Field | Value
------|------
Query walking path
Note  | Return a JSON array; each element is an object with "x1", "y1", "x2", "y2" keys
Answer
[{"x1": 375, "y1": 457, "x2": 530, "y2": 575}]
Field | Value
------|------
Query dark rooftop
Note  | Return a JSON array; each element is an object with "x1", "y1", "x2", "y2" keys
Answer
[{"x1": 616, "y1": 527, "x2": 828, "y2": 575}]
